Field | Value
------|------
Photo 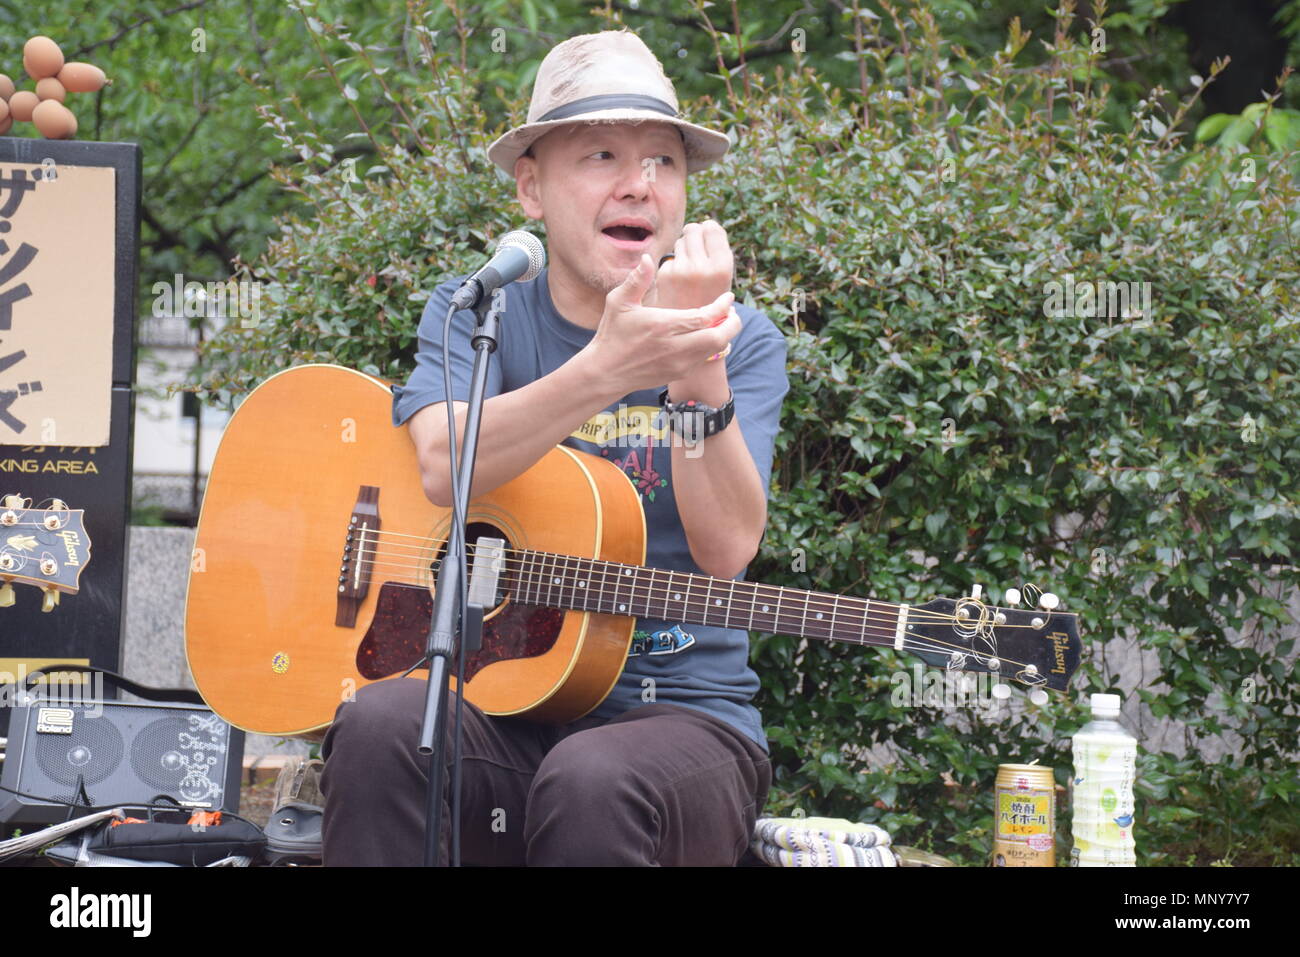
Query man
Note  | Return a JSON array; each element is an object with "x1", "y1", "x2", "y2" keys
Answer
[{"x1": 320, "y1": 28, "x2": 790, "y2": 866}]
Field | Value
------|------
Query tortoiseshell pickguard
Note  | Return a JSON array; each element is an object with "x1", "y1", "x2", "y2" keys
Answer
[{"x1": 355, "y1": 582, "x2": 565, "y2": 682}]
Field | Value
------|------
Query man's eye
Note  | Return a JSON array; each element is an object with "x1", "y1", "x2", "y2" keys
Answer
[
  {"x1": 655, "y1": 155, "x2": 675, "y2": 166},
  {"x1": 592, "y1": 151, "x2": 614, "y2": 160}
]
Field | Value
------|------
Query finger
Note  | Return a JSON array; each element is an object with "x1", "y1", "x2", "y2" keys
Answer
[
  {"x1": 675, "y1": 310, "x2": 741, "y2": 357},
  {"x1": 653, "y1": 290, "x2": 734, "y2": 335},
  {"x1": 681, "y1": 222, "x2": 707, "y2": 263},
  {"x1": 672, "y1": 232, "x2": 692, "y2": 271},
  {"x1": 608, "y1": 253, "x2": 655, "y2": 310},
  {"x1": 700, "y1": 219, "x2": 732, "y2": 265}
]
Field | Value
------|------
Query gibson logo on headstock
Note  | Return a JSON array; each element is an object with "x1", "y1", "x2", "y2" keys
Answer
[
  {"x1": 59, "y1": 529, "x2": 82, "y2": 567},
  {"x1": 1050, "y1": 632, "x2": 1070, "y2": 674}
]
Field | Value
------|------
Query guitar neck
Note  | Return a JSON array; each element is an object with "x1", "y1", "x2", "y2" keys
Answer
[{"x1": 510, "y1": 548, "x2": 908, "y2": 650}]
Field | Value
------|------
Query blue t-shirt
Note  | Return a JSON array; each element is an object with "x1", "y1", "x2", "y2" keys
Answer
[{"x1": 391, "y1": 268, "x2": 790, "y2": 751}]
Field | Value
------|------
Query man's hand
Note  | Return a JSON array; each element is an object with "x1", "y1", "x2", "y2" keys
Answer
[
  {"x1": 648, "y1": 219, "x2": 737, "y2": 406},
  {"x1": 646, "y1": 219, "x2": 734, "y2": 311},
  {"x1": 583, "y1": 251, "x2": 740, "y2": 397}
]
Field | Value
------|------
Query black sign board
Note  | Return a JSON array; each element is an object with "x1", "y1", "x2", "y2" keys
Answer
[{"x1": 0, "y1": 139, "x2": 141, "y2": 737}]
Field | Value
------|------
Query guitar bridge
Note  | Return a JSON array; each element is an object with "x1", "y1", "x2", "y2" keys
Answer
[{"x1": 336, "y1": 486, "x2": 380, "y2": 628}]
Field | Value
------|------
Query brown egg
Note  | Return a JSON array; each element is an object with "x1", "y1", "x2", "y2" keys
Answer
[
  {"x1": 57, "y1": 62, "x2": 107, "y2": 94},
  {"x1": 0, "y1": 75, "x2": 13, "y2": 101},
  {"x1": 0, "y1": 99, "x2": 8, "y2": 123},
  {"x1": 8, "y1": 90, "x2": 39, "y2": 122},
  {"x1": 0, "y1": 114, "x2": 10, "y2": 136},
  {"x1": 32, "y1": 99, "x2": 76, "y2": 139},
  {"x1": 36, "y1": 77, "x2": 65, "y2": 102},
  {"x1": 23, "y1": 37, "x2": 65, "y2": 80}
]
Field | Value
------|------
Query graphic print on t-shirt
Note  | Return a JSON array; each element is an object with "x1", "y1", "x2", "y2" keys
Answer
[
  {"x1": 628, "y1": 623, "x2": 697, "y2": 657},
  {"x1": 569, "y1": 404, "x2": 671, "y2": 502}
]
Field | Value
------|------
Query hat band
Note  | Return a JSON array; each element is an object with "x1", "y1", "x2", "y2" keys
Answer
[{"x1": 536, "y1": 93, "x2": 678, "y2": 123}]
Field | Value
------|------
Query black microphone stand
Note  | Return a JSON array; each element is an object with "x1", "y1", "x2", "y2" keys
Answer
[{"x1": 418, "y1": 286, "x2": 504, "y2": 867}]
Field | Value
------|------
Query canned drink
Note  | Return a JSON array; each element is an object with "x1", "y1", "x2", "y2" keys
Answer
[{"x1": 992, "y1": 763, "x2": 1056, "y2": 866}]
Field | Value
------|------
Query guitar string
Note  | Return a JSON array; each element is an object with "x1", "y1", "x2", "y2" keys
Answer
[
  {"x1": 346, "y1": 530, "x2": 1054, "y2": 631},
  {"x1": 350, "y1": 549, "x2": 999, "y2": 632},
  {"x1": 337, "y1": 555, "x2": 996, "y2": 664},
  {"x1": 344, "y1": 542, "x2": 1046, "y2": 673},
  {"x1": 348, "y1": 539, "x2": 1047, "y2": 634},
  {"x1": 348, "y1": 524, "x2": 1048, "y2": 617},
  {"x1": 345, "y1": 522, "x2": 1050, "y2": 629},
  {"x1": 343, "y1": 525, "x2": 1064, "y2": 669}
]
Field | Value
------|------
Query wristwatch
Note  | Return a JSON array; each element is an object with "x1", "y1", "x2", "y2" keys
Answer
[{"x1": 658, "y1": 389, "x2": 735, "y2": 445}]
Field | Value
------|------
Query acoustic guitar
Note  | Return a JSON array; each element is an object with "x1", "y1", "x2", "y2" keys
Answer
[{"x1": 184, "y1": 364, "x2": 1081, "y2": 737}]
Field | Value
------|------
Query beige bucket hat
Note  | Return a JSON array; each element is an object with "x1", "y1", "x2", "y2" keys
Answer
[{"x1": 487, "y1": 29, "x2": 732, "y2": 177}]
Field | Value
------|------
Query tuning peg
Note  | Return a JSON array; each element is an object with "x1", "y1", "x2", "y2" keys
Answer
[
  {"x1": 969, "y1": 583, "x2": 983, "y2": 600},
  {"x1": 1004, "y1": 588, "x2": 1021, "y2": 606},
  {"x1": 2, "y1": 494, "x2": 24, "y2": 508},
  {"x1": 1029, "y1": 689, "x2": 1049, "y2": 706},
  {"x1": 991, "y1": 683, "x2": 1011, "y2": 700},
  {"x1": 0, "y1": 582, "x2": 13, "y2": 607},
  {"x1": 1038, "y1": 592, "x2": 1060, "y2": 610},
  {"x1": 41, "y1": 588, "x2": 59, "y2": 613}
]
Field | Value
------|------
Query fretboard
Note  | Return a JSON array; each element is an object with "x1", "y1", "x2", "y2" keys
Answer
[{"x1": 509, "y1": 549, "x2": 906, "y2": 649}]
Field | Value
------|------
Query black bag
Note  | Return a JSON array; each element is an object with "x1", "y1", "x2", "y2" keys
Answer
[{"x1": 86, "y1": 803, "x2": 267, "y2": 867}]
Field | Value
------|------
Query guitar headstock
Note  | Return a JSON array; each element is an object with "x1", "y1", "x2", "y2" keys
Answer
[
  {"x1": 904, "y1": 584, "x2": 1082, "y2": 698},
  {"x1": 0, "y1": 494, "x2": 92, "y2": 612}
]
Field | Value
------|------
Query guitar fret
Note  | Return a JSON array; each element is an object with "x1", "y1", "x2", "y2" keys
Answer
[
  {"x1": 540, "y1": 551, "x2": 553, "y2": 607},
  {"x1": 596, "y1": 558, "x2": 608, "y2": 612},
  {"x1": 551, "y1": 552, "x2": 565, "y2": 609},
  {"x1": 745, "y1": 581, "x2": 756, "y2": 629},
  {"x1": 811, "y1": 595, "x2": 832, "y2": 639},
  {"x1": 830, "y1": 595, "x2": 840, "y2": 643},
  {"x1": 617, "y1": 563, "x2": 631, "y2": 616},
  {"x1": 562, "y1": 554, "x2": 573, "y2": 609},
  {"x1": 724, "y1": 581, "x2": 734, "y2": 628},
  {"x1": 575, "y1": 555, "x2": 588, "y2": 610},
  {"x1": 703, "y1": 576, "x2": 714, "y2": 628},
  {"x1": 515, "y1": 549, "x2": 526, "y2": 604}
]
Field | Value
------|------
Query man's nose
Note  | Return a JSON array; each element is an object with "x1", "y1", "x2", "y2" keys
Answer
[{"x1": 614, "y1": 158, "x2": 653, "y2": 199}]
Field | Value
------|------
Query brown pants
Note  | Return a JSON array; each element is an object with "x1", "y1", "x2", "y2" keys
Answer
[{"x1": 319, "y1": 677, "x2": 772, "y2": 866}]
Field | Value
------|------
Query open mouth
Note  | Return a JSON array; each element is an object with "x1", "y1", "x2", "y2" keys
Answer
[{"x1": 601, "y1": 224, "x2": 653, "y2": 248}]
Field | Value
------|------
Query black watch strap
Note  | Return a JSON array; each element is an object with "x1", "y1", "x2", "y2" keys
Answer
[{"x1": 658, "y1": 389, "x2": 735, "y2": 444}]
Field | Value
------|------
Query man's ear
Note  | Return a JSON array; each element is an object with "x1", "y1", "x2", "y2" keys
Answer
[{"x1": 516, "y1": 152, "x2": 543, "y2": 221}]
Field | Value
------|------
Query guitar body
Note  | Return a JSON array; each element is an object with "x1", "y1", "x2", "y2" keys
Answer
[{"x1": 184, "y1": 364, "x2": 646, "y2": 738}]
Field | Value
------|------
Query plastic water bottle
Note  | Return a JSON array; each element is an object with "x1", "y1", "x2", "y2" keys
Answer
[{"x1": 1070, "y1": 693, "x2": 1137, "y2": 866}]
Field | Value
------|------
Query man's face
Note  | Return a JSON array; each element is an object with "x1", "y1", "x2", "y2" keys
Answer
[{"x1": 516, "y1": 120, "x2": 687, "y2": 296}]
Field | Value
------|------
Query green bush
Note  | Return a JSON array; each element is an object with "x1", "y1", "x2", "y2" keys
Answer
[{"x1": 198, "y1": 3, "x2": 1300, "y2": 865}]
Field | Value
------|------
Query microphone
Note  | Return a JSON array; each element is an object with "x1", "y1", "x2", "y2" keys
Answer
[{"x1": 450, "y1": 230, "x2": 546, "y2": 310}]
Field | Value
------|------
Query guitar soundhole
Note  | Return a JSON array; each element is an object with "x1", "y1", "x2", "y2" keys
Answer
[{"x1": 354, "y1": 524, "x2": 565, "y2": 682}]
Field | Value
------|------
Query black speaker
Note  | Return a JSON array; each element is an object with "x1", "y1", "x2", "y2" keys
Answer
[{"x1": 0, "y1": 694, "x2": 243, "y2": 828}]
